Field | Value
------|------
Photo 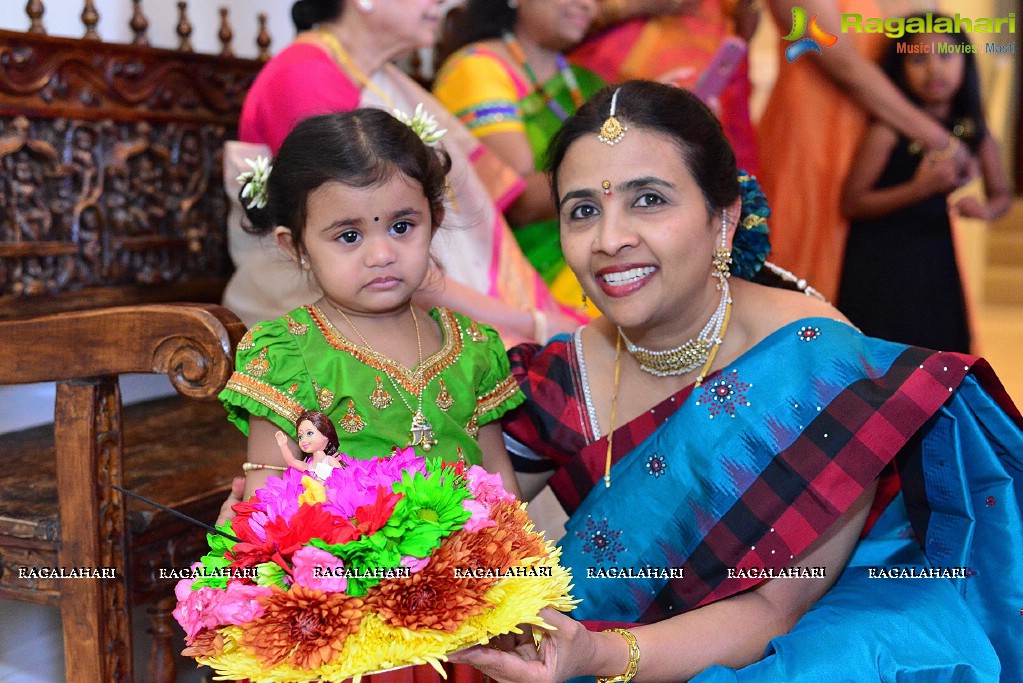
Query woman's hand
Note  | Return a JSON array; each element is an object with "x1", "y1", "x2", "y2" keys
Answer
[{"x1": 447, "y1": 608, "x2": 594, "y2": 683}]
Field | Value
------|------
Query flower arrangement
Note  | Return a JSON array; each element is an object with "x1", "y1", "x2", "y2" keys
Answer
[
  {"x1": 732, "y1": 170, "x2": 771, "y2": 280},
  {"x1": 173, "y1": 448, "x2": 574, "y2": 682}
]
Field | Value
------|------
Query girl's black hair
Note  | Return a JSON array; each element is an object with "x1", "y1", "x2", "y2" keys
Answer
[
  {"x1": 443, "y1": 0, "x2": 517, "y2": 55},
  {"x1": 881, "y1": 13, "x2": 987, "y2": 150},
  {"x1": 547, "y1": 80, "x2": 739, "y2": 213},
  {"x1": 242, "y1": 109, "x2": 452, "y2": 252},
  {"x1": 292, "y1": 0, "x2": 342, "y2": 31}
]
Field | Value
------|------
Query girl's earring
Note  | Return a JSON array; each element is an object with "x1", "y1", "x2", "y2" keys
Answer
[
  {"x1": 357, "y1": 0, "x2": 373, "y2": 10},
  {"x1": 711, "y1": 209, "x2": 732, "y2": 288},
  {"x1": 581, "y1": 292, "x2": 589, "y2": 310}
]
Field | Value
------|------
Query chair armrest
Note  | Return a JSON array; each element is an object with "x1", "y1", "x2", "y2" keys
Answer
[{"x1": 0, "y1": 303, "x2": 245, "y2": 400}]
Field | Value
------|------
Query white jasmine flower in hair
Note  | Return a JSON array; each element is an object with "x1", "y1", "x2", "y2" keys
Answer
[
  {"x1": 237, "y1": 155, "x2": 272, "y2": 210},
  {"x1": 392, "y1": 103, "x2": 447, "y2": 146}
]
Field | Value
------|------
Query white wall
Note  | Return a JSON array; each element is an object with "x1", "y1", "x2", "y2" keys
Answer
[{"x1": 0, "y1": 0, "x2": 295, "y2": 58}]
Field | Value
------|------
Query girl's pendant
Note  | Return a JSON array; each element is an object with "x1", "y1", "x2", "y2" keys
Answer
[{"x1": 408, "y1": 409, "x2": 437, "y2": 452}]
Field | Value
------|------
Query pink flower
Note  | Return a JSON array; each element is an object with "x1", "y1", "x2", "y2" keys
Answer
[
  {"x1": 465, "y1": 466, "x2": 516, "y2": 508},
  {"x1": 400, "y1": 554, "x2": 430, "y2": 574},
  {"x1": 290, "y1": 545, "x2": 348, "y2": 593},
  {"x1": 172, "y1": 577, "x2": 224, "y2": 641},
  {"x1": 462, "y1": 498, "x2": 496, "y2": 532},
  {"x1": 323, "y1": 448, "x2": 428, "y2": 518},
  {"x1": 212, "y1": 582, "x2": 272, "y2": 626}
]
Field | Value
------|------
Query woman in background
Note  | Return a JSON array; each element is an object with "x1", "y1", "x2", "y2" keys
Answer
[
  {"x1": 757, "y1": 0, "x2": 973, "y2": 302},
  {"x1": 434, "y1": 0, "x2": 604, "y2": 310}
]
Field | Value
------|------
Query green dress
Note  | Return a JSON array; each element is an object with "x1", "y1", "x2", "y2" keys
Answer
[{"x1": 219, "y1": 306, "x2": 523, "y2": 465}]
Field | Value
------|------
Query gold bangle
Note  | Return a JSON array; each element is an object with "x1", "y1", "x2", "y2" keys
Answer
[
  {"x1": 596, "y1": 628, "x2": 641, "y2": 683},
  {"x1": 242, "y1": 462, "x2": 288, "y2": 473}
]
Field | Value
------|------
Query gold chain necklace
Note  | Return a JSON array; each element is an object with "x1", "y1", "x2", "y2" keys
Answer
[
  {"x1": 603, "y1": 332, "x2": 622, "y2": 488},
  {"x1": 316, "y1": 29, "x2": 395, "y2": 107},
  {"x1": 330, "y1": 301, "x2": 438, "y2": 451},
  {"x1": 618, "y1": 279, "x2": 732, "y2": 381}
]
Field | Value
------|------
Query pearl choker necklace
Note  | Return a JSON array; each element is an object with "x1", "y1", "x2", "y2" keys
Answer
[{"x1": 618, "y1": 279, "x2": 732, "y2": 381}]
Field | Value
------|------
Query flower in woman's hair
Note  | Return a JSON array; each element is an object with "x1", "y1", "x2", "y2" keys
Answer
[
  {"x1": 240, "y1": 585, "x2": 364, "y2": 670},
  {"x1": 180, "y1": 628, "x2": 224, "y2": 658},
  {"x1": 365, "y1": 540, "x2": 491, "y2": 632},
  {"x1": 291, "y1": 545, "x2": 349, "y2": 593},
  {"x1": 212, "y1": 582, "x2": 272, "y2": 626},
  {"x1": 391, "y1": 103, "x2": 447, "y2": 146},
  {"x1": 731, "y1": 171, "x2": 771, "y2": 280},
  {"x1": 237, "y1": 155, "x2": 272, "y2": 210}
]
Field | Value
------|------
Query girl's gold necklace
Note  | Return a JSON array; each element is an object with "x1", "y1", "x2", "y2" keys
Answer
[{"x1": 330, "y1": 301, "x2": 438, "y2": 452}]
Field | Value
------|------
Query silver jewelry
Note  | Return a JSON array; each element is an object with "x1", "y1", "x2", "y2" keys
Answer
[{"x1": 357, "y1": 0, "x2": 373, "y2": 11}]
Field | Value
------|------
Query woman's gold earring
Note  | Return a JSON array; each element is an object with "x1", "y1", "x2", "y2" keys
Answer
[{"x1": 581, "y1": 293, "x2": 589, "y2": 310}]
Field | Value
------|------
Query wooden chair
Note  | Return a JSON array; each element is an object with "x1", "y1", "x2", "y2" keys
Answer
[
  {"x1": 0, "y1": 304, "x2": 246, "y2": 682},
  {"x1": 0, "y1": 4, "x2": 269, "y2": 680}
]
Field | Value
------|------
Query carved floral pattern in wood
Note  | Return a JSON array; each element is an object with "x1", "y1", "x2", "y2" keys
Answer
[{"x1": 0, "y1": 31, "x2": 260, "y2": 308}]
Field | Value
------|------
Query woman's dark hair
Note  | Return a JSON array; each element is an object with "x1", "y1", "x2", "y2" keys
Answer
[
  {"x1": 295, "y1": 409, "x2": 339, "y2": 458},
  {"x1": 443, "y1": 0, "x2": 517, "y2": 56},
  {"x1": 242, "y1": 109, "x2": 452, "y2": 251},
  {"x1": 292, "y1": 0, "x2": 342, "y2": 31},
  {"x1": 547, "y1": 80, "x2": 739, "y2": 213},
  {"x1": 881, "y1": 14, "x2": 987, "y2": 150}
]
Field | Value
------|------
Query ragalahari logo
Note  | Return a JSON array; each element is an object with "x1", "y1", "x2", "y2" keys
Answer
[{"x1": 784, "y1": 6, "x2": 839, "y2": 62}]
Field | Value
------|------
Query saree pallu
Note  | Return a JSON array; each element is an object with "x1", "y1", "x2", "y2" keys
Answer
[
  {"x1": 569, "y1": 0, "x2": 759, "y2": 174},
  {"x1": 527, "y1": 319, "x2": 1021, "y2": 680},
  {"x1": 433, "y1": 46, "x2": 604, "y2": 309}
]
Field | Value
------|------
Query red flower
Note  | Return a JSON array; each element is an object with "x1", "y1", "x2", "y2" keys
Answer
[
  {"x1": 354, "y1": 486, "x2": 402, "y2": 536},
  {"x1": 229, "y1": 503, "x2": 361, "y2": 573}
]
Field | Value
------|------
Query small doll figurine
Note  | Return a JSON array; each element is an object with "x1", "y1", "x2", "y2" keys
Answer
[{"x1": 275, "y1": 410, "x2": 343, "y2": 480}]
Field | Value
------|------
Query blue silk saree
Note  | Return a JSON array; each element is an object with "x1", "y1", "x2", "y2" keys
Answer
[{"x1": 505, "y1": 318, "x2": 1023, "y2": 681}]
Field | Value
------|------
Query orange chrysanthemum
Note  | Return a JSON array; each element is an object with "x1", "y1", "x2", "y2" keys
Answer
[
  {"x1": 181, "y1": 629, "x2": 224, "y2": 658},
  {"x1": 240, "y1": 585, "x2": 364, "y2": 670},
  {"x1": 366, "y1": 542, "x2": 491, "y2": 632},
  {"x1": 489, "y1": 502, "x2": 547, "y2": 560}
]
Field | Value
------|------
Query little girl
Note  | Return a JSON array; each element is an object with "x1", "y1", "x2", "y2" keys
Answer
[
  {"x1": 838, "y1": 14, "x2": 1010, "y2": 352},
  {"x1": 219, "y1": 108, "x2": 523, "y2": 504}
]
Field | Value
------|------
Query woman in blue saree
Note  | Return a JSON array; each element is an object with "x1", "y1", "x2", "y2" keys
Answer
[{"x1": 450, "y1": 81, "x2": 1022, "y2": 681}]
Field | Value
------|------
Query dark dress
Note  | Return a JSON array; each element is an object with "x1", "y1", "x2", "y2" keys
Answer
[{"x1": 837, "y1": 134, "x2": 970, "y2": 353}]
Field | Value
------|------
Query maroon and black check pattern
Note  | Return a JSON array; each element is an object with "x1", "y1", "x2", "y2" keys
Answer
[
  {"x1": 507, "y1": 340, "x2": 1015, "y2": 623},
  {"x1": 640, "y1": 347, "x2": 984, "y2": 620}
]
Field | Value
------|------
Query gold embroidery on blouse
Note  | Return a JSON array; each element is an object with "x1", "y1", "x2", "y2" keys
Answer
[
  {"x1": 224, "y1": 373, "x2": 303, "y2": 425},
  {"x1": 245, "y1": 347, "x2": 270, "y2": 378},
  {"x1": 370, "y1": 375, "x2": 393, "y2": 410},
  {"x1": 339, "y1": 400, "x2": 366, "y2": 433},
  {"x1": 435, "y1": 378, "x2": 454, "y2": 411},
  {"x1": 465, "y1": 410, "x2": 479, "y2": 439},
  {"x1": 285, "y1": 315, "x2": 309, "y2": 336},
  {"x1": 311, "y1": 380, "x2": 335, "y2": 413},
  {"x1": 308, "y1": 305, "x2": 465, "y2": 394},
  {"x1": 237, "y1": 326, "x2": 261, "y2": 351},
  {"x1": 467, "y1": 321, "x2": 487, "y2": 343},
  {"x1": 476, "y1": 375, "x2": 520, "y2": 417}
]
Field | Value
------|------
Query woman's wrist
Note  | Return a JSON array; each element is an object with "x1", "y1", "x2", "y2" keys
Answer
[{"x1": 591, "y1": 628, "x2": 640, "y2": 682}]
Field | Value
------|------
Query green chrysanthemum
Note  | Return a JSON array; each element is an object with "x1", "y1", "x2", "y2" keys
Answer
[
  {"x1": 255, "y1": 562, "x2": 290, "y2": 589},
  {"x1": 193, "y1": 522, "x2": 237, "y2": 589},
  {"x1": 387, "y1": 469, "x2": 471, "y2": 557}
]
